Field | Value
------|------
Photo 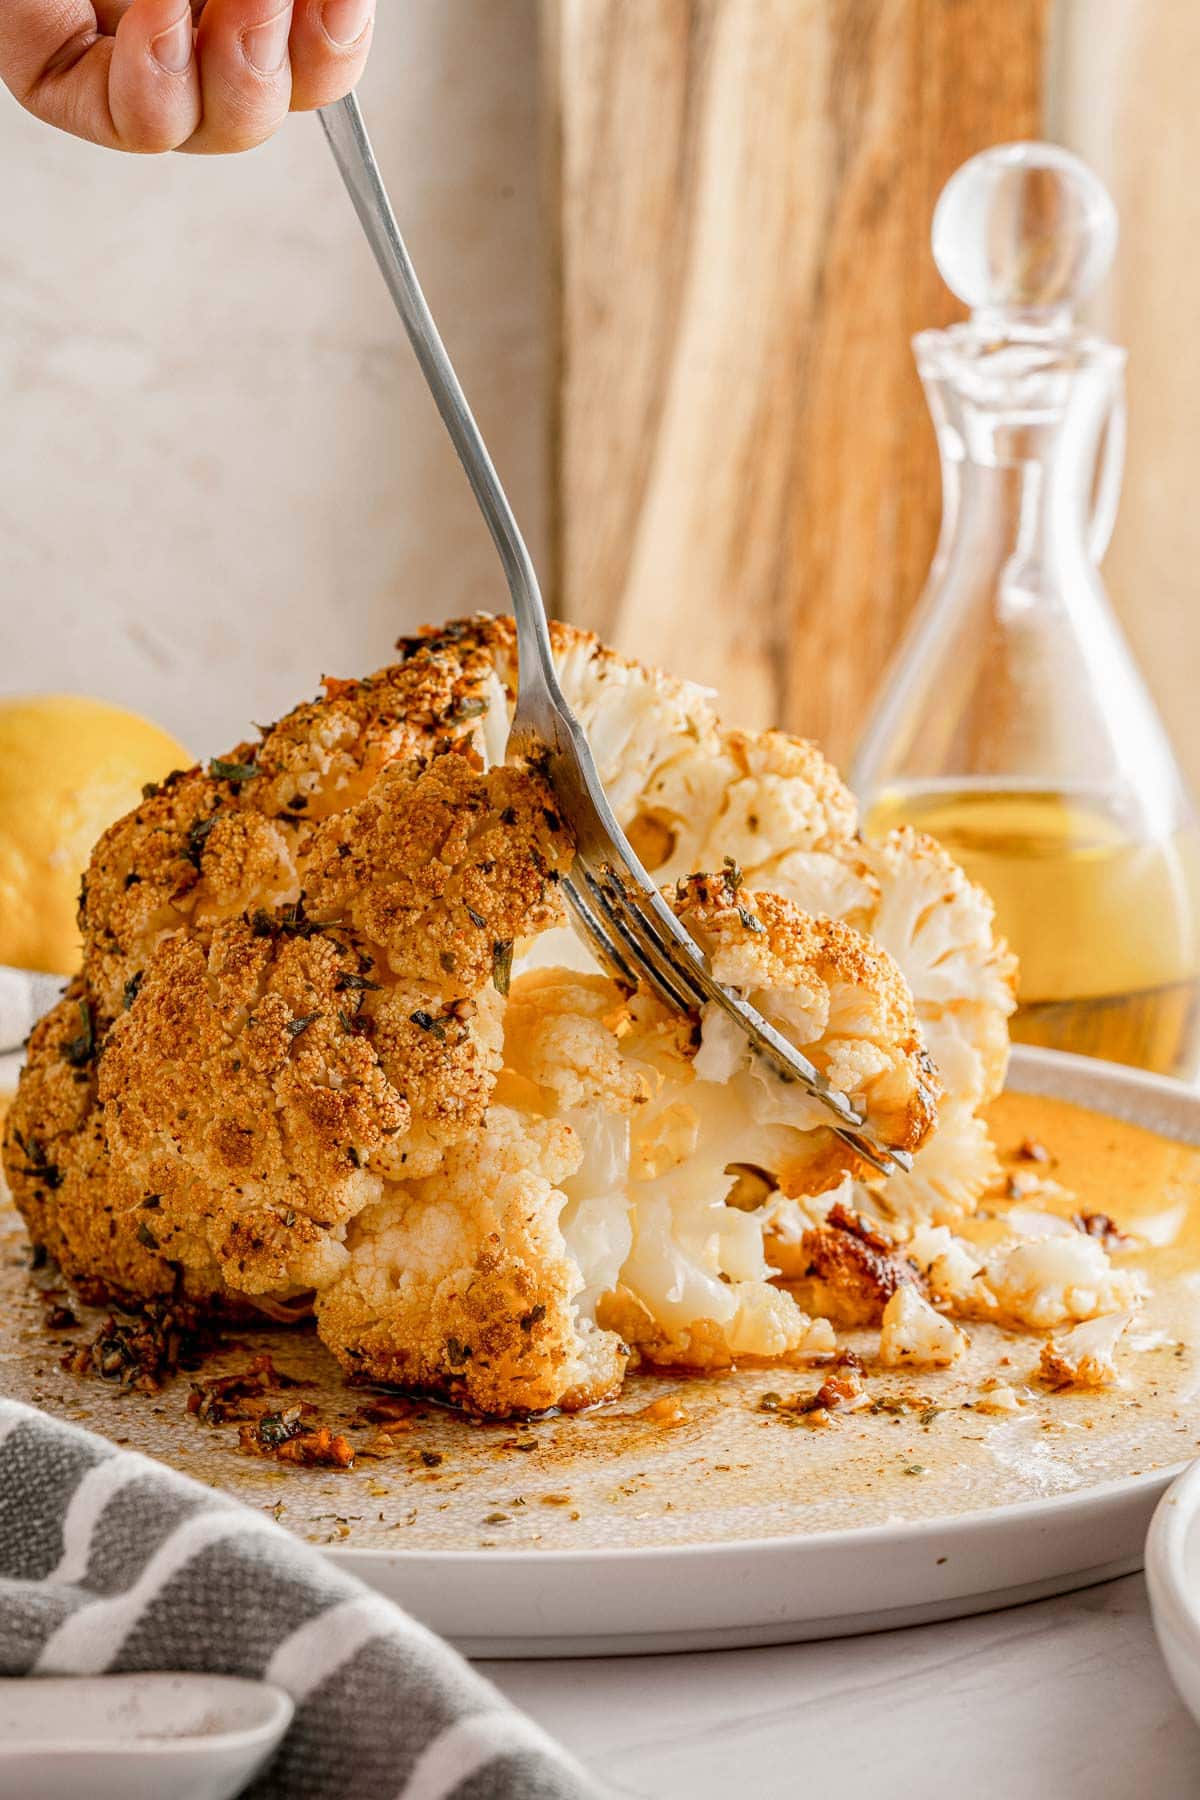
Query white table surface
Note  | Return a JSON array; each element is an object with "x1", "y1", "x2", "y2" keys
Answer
[{"x1": 484, "y1": 1574, "x2": 1200, "y2": 1799}]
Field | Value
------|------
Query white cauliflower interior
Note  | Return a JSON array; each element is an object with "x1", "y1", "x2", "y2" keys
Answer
[{"x1": 879, "y1": 1284, "x2": 967, "y2": 1369}]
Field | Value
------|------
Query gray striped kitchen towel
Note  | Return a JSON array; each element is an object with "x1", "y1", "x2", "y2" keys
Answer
[{"x1": 0, "y1": 1398, "x2": 603, "y2": 1798}]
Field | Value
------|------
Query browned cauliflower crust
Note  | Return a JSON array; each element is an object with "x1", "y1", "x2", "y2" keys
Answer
[
  {"x1": 316, "y1": 1107, "x2": 629, "y2": 1416},
  {"x1": 3, "y1": 614, "x2": 1016, "y2": 1418},
  {"x1": 6, "y1": 745, "x2": 569, "y2": 1319},
  {"x1": 98, "y1": 919, "x2": 409, "y2": 1300}
]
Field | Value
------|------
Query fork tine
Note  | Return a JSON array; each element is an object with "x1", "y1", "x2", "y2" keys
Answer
[
  {"x1": 561, "y1": 876, "x2": 640, "y2": 990},
  {"x1": 601, "y1": 867, "x2": 836, "y2": 1102},
  {"x1": 595, "y1": 863, "x2": 914, "y2": 1176},
  {"x1": 576, "y1": 864, "x2": 700, "y2": 1017}
]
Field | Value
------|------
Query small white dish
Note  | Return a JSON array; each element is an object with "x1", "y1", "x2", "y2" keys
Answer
[
  {"x1": 1147, "y1": 1460, "x2": 1200, "y2": 1726},
  {"x1": 0, "y1": 1673, "x2": 293, "y2": 1800}
]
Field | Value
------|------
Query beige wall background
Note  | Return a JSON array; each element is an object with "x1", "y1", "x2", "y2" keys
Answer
[
  {"x1": 0, "y1": 0, "x2": 1196, "y2": 787},
  {"x1": 0, "y1": 0, "x2": 543, "y2": 759}
]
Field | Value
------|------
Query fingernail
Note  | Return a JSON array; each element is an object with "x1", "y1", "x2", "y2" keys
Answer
[
  {"x1": 151, "y1": 12, "x2": 193, "y2": 73},
  {"x1": 320, "y1": 0, "x2": 373, "y2": 49},
  {"x1": 242, "y1": 5, "x2": 292, "y2": 74}
]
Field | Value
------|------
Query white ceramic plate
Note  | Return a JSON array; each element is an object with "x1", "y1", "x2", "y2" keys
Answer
[
  {"x1": 330, "y1": 1046, "x2": 1200, "y2": 1656},
  {"x1": 0, "y1": 1674, "x2": 293, "y2": 1800},
  {"x1": 1147, "y1": 1459, "x2": 1200, "y2": 1726},
  {"x1": 4, "y1": 1047, "x2": 1197, "y2": 1659}
]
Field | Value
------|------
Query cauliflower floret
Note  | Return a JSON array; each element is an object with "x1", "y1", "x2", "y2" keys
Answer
[
  {"x1": 879, "y1": 1284, "x2": 968, "y2": 1368},
  {"x1": 773, "y1": 1201, "x2": 923, "y2": 1327},
  {"x1": 502, "y1": 970, "x2": 650, "y2": 1114},
  {"x1": 861, "y1": 1100, "x2": 1001, "y2": 1226},
  {"x1": 1039, "y1": 1312, "x2": 1132, "y2": 1390},
  {"x1": 969, "y1": 1233, "x2": 1145, "y2": 1330},
  {"x1": 317, "y1": 1107, "x2": 628, "y2": 1416},
  {"x1": 302, "y1": 751, "x2": 571, "y2": 993},
  {"x1": 905, "y1": 1217, "x2": 1144, "y2": 1331},
  {"x1": 766, "y1": 830, "x2": 1015, "y2": 1117},
  {"x1": 672, "y1": 872, "x2": 938, "y2": 1160},
  {"x1": 905, "y1": 1223, "x2": 986, "y2": 1308},
  {"x1": 98, "y1": 918, "x2": 408, "y2": 1299},
  {"x1": 549, "y1": 626, "x2": 726, "y2": 826},
  {"x1": 688, "y1": 729, "x2": 858, "y2": 870},
  {"x1": 847, "y1": 830, "x2": 1017, "y2": 1021}
]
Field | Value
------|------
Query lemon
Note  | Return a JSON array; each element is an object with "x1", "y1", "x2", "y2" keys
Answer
[{"x1": 0, "y1": 696, "x2": 192, "y2": 976}]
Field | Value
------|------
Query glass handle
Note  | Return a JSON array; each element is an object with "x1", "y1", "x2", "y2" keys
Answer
[{"x1": 1088, "y1": 390, "x2": 1126, "y2": 565}]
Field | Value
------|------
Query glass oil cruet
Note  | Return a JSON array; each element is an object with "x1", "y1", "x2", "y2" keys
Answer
[{"x1": 853, "y1": 142, "x2": 1200, "y2": 1079}]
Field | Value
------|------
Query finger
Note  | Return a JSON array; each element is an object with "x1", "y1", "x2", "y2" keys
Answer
[
  {"x1": 179, "y1": 0, "x2": 294, "y2": 154},
  {"x1": 0, "y1": 0, "x2": 200, "y2": 152},
  {"x1": 286, "y1": 0, "x2": 373, "y2": 114},
  {"x1": 109, "y1": 0, "x2": 202, "y2": 152}
]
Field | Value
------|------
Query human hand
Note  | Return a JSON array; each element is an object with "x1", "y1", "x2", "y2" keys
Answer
[{"x1": 0, "y1": 0, "x2": 375, "y2": 154}]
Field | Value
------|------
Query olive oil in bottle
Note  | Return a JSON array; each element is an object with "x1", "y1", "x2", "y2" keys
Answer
[
  {"x1": 853, "y1": 145, "x2": 1200, "y2": 1080},
  {"x1": 866, "y1": 784, "x2": 1200, "y2": 1077}
]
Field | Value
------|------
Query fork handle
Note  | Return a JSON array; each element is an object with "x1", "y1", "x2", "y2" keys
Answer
[{"x1": 319, "y1": 94, "x2": 559, "y2": 700}]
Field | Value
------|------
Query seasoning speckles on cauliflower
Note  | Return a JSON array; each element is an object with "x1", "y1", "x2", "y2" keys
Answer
[
  {"x1": 906, "y1": 1218, "x2": 1145, "y2": 1331},
  {"x1": 1039, "y1": 1312, "x2": 1132, "y2": 1389},
  {"x1": 3, "y1": 613, "x2": 1026, "y2": 1419},
  {"x1": 879, "y1": 1284, "x2": 968, "y2": 1369}
]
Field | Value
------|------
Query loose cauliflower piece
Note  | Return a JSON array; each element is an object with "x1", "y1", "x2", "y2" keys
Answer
[
  {"x1": 1039, "y1": 1312, "x2": 1132, "y2": 1390},
  {"x1": 964, "y1": 1233, "x2": 1144, "y2": 1331},
  {"x1": 905, "y1": 1223, "x2": 987, "y2": 1309},
  {"x1": 879, "y1": 1284, "x2": 968, "y2": 1368}
]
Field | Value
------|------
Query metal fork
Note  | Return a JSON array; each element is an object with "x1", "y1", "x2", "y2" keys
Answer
[{"x1": 319, "y1": 94, "x2": 910, "y2": 1178}]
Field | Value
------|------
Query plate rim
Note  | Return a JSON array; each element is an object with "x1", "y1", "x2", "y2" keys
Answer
[{"x1": 330, "y1": 1462, "x2": 1183, "y2": 1571}]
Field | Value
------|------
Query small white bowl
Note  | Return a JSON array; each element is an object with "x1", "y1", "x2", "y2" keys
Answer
[
  {"x1": 0, "y1": 1673, "x2": 293, "y2": 1800},
  {"x1": 1147, "y1": 1459, "x2": 1200, "y2": 1727}
]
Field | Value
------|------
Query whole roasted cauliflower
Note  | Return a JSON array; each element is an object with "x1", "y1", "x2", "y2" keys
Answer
[{"x1": 3, "y1": 615, "x2": 1018, "y2": 1417}]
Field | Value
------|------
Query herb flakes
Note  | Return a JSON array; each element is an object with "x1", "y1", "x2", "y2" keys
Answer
[
  {"x1": 208, "y1": 757, "x2": 259, "y2": 785},
  {"x1": 491, "y1": 940, "x2": 514, "y2": 997},
  {"x1": 335, "y1": 971, "x2": 381, "y2": 993},
  {"x1": 63, "y1": 999, "x2": 96, "y2": 1069}
]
